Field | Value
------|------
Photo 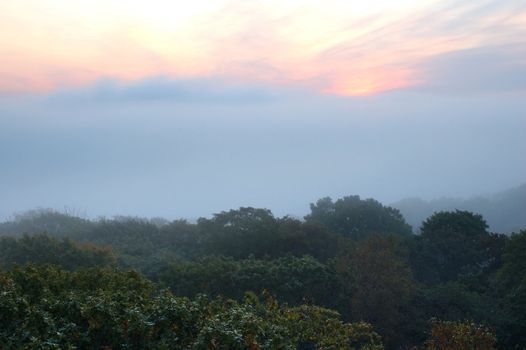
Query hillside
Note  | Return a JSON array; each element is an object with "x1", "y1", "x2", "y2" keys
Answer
[{"x1": 392, "y1": 183, "x2": 526, "y2": 233}]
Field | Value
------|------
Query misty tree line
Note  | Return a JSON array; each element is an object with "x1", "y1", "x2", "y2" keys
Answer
[
  {"x1": 393, "y1": 183, "x2": 526, "y2": 234},
  {"x1": 0, "y1": 195, "x2": 524, "y2": 349}
]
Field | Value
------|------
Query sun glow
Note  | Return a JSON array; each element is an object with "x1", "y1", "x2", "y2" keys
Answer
[{"x1": 0, "y1": 0, "x2": 524, "y2": 95}]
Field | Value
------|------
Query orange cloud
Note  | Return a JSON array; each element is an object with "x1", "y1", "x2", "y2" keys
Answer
[{"x1": 0, "y1": 0, "x2": 524, "y2": 95}]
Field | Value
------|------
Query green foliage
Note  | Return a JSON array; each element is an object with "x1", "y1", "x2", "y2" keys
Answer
[
  {"x1": 196, "y1": 208, "x2": 345, "y2": 261},
  {"x1": 495, "y1": 230, "x2": 526, "y2": 348},
  {"x1": 0, "y1": 200, "x2": 524, "y2": 349},
  {"x1": 196, "y1": 207, "x2": 278, "y2": 259},
  {"x1": 405, "y1": 282, "x2": 502, "y2": 347},
  {"x1": 0, "y1": 266, "x2": 383, "y2": 349},
  {"x1": 0, "y1": 234, "x2": 116, "y2": 270},
  {"x1": 498, "y1": 230, "x2": 526, "y2": 289},
  {"x1": 422, "y1": 319, "x2": 496, "y2": 350},
  {"x1": 273, "y1": 217, "x2": 346, "y2": 262},
  {"x1": 334, "y1": 235, "x2": 415, "y2": 347},
  {"x1": 280, "y1": 303, "x2": 383, "y2": 350},
  {"x1": 410, "y1": 210, "x2": 495, "y2": 284},
  {"x1": 415, "y1": 282, "x2": 496, "y2": 323},
  {"x1": 305, "y1": 196, "x2": 412, "y2": 240},
  {"x1": 156, "y1": 219, "x2": 202, "y2": 259},
  {"x1": 77, "y1": 219, "x2": 159, "y2": 257},
  {"x1": 0, "y1": 209, "x2": 94, "y2": 238},
  {"x1": 157, "y1": 255, "x2": 338, "y2": 306},
  {"x1": 420, "y1": 210, "x2": 489, "y2": 238}
]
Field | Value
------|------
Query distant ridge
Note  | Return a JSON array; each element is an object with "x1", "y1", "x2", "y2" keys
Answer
[{"x1": 392, "y1": 183, "x2": 526, "y2": 234}]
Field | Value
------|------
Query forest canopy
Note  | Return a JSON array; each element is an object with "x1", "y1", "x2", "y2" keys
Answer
[{"x1": 0, "y1": 195, "x2": 524, "y2": 349}]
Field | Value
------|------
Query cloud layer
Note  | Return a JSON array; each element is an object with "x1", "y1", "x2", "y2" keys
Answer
[
  {"x1": 1, "y1": 80, "x2": 524, "y2": 219},
  {"x1": 0, "y1": 1, "x2": 524, "y2": 219},
  {"x1": 1, "y1": 0, "x2": 525, "y2": 95}
]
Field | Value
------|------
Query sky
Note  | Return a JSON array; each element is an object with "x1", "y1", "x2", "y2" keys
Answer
[{"x1": 0, "y1": 0, "x2": 525, "y2": 220}]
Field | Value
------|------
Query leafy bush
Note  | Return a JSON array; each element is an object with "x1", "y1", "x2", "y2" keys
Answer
[
  {"x1": 0, "y1": 265, "x2": 383, "y2": 349},
  {"x1": 0, "y1": 234, "x2": 116, "y2": 270},
  {"x1": 157, "y1": 255, "x2": 338, "y2": 306},
  {"x1": 422, "y1": 319, "x2": 496, "y2": 350}
]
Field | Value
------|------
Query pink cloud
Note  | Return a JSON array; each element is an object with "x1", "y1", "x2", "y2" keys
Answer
[{"x1": 0, "y1": 0, "x2": 524, "y2": 95}]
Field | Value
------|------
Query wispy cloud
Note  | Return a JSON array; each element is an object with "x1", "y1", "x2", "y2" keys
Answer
[
  {"x1": 43, "y1": 77, "x2": 281, "y2": 105},
  {"x1": 0, "y1": 0, "x2": 524, "y2": 95},
  {"x1": 413, "y1": 45, "x2": 526, "y2": 93}
]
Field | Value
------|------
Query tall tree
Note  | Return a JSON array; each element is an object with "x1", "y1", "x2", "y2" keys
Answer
[
  {"x1": 197, "y1": 207, "x2": 279, "y2": 258},
  {"x1": 410, "y1": 210, "x2": 494, "y2": 284},
  {"x1": 334, "y1": 234, "x2": 415, "y2": 347},
  {"x1": 496, "y1": 230, "x2": 526, "y2": 348},
  {"x1": 305, "y1": 195, "x2": 412, "y2": 240}
]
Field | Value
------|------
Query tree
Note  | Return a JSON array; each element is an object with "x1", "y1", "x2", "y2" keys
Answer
[
  {"x1": 496, "y1": 230, "x2": 526, "y2": 348},
  {"x1": 0, "y1": 209, "x2": 94, "y2": 238},
  {"x1": 0, "y1": 234, "x2": 116, "y2": 270},
  {"x1": 0, "y1": 265, "x2": 384, "y2": 349},
  {"x1": 157, "y1": 219, "x2": 202, "y2": 258},
  {"x1": 334, "y1": 234, "x2": 415, "y2": 347},
  {"x1": 157, "y1": 255, "x2": 338, "y2": 306},
  {"x1": 420, "y1": 210, "x2": 489, "y2": 238},
  {"x1": 197, "y1": 207, "x2": 279, "y2": 258},
  {"x1": 422, "y1": 320, "x2": 496, "y2": 350},
  {"x1": 410, "y1": 210, "x2": 494, "y2": 284},
  {"x1": 80, "y1": 219, "x2": 159, "y2": 255},
  {"x1": 273, "y1": 217, "x2": 345, "y2": 261},
  {"x1": 305, "y1": 195, "x2": 412, "y2": 240}
]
